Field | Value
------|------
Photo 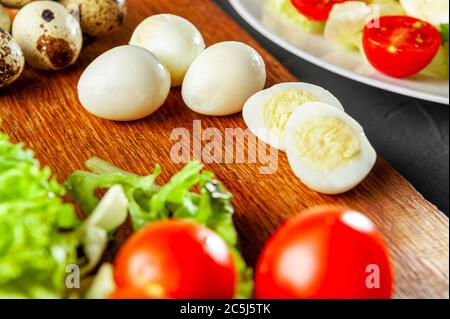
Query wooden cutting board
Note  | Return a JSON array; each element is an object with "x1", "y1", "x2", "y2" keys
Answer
[{"x1": 0, "y1": 0, "x2": 448, "y2": 299}]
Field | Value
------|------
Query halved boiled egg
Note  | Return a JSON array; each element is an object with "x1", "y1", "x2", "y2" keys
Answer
[
  {"x1": 285, "y1": 102, "x2": 376, "y2": 195},
  {"x1": 243, "y1": 82, "x2": 344, "y2": 151}
]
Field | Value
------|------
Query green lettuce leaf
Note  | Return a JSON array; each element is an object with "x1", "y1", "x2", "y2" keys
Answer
[
  {"x1": 0, "y1": 133, "x2": 80, "y2": 298},
  {"x1": 65, "y1": 158, "x2": 253, "y2": 298}
]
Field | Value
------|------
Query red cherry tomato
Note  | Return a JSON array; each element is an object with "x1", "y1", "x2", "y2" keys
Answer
[
  {"x1": 114, "y1": 219, "x2": 237, "y2": 299},
  {"x1": 363, "y1": 16, "x2": 442, "y2": 78},
  {"x1": 255, "y1": 206, "x2": 393, "y2": 299},
  {"x1": 291, "y1": 0, "x2": 350, "y2": 22},
  {"x1": 109, "y1": 286, "x2": 169, "y2": 299}
]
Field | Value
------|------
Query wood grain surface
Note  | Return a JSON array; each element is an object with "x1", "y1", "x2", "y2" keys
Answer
[{"x1": 0, "y1": 0, "x2": 448, "y2": 299}]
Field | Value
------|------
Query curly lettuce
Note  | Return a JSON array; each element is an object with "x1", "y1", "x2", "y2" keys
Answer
[{"x1": 0, "y1": 133, "x2": 80, "y2": 298}]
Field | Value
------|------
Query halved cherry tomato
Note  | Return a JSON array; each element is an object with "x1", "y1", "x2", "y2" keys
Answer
[
  {"x1": 291, "y1": 0, "x2": 350, "y2": 22},
  {"x1": 363, "y1": 16, "x2": 442, "y2": 78},
  {"x1": 114, "y1": 219, "x2": 237, "y2": 299},
  {"x1": 255, "y1": 206, "x2": 393, "y2": 299}
]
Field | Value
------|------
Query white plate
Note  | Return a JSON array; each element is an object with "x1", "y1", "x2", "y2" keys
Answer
[{"x1": 229, "y1": 0, "x2": 449, "y2": 105}]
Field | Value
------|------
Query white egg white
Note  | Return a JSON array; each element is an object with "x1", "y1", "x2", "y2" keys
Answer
[
  {"x1": 182, "y1": 41, "x2": 266, "y2": 116},
  {"x1": 243, "y1": 82, "x2": 344, "y2": 151},
  {"x1": 285, "y1": 102, "x2": 376, "y2": 195},
  {"x1": 78, "y1": 45, "x2": 171, "y2": 121},
  {"x1": 130, "y1": 14, "x2": 205, "y2": 87}
]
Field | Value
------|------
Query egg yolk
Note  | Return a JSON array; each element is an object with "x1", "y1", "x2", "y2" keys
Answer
[
  {"x1": 263, "y1": 89, "x2": 317, "y2": 134},
  {"x1": 293, "y1": 116, "x2": 361, "y2": 171}
]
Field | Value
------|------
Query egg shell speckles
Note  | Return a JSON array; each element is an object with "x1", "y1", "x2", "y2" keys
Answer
[
  {"x1": 0, "y1": 5, "x2": 11, "y2": 32},
  {"x1": 0, "y1": 29, "x2": 24, "y2": 88},
  {"x1": 59, "y1": 0, "x2": 126, "y2": 38},
  {"x1": 12, "y1": 1, "x2": 82, "y2": 71}
]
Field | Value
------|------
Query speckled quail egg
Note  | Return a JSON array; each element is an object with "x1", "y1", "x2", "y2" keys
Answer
[
  {"x1": 243, "y1": 82, "x2": 344, "y2": 151},
  {"x1": 0, "y1": 28, "x2": 24, "y2": 88},
  {"x1": 0, "y1": 4, "x2": 11, "y2": 32},
  {"x1": 0, "y1": 1, "x2": 44, "y2": 9},
  {"x1": 12, "y1": 1, "x2": 82, "y2": 70},
  {"x1": 182, "y1": 41, "x2": 266, "y2": 116},
  {"x1": 285, "y1": 102, "x2": 376, "y2": 195},
  {"x1": 78, "y1": 45, "x2": 171, "y2": 121},
  {"x1": 130, "y1": 14, "x2": 205, "y2": 87},
  {"x1": 59, "y1": 0, "x2": 126, "y2": 38}
]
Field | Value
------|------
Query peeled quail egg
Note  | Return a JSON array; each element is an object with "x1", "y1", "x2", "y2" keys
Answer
[
  {"x1": 182, "y1": 41, "x2": 266, "y2": 116},
  {"x1": 0, "y1": 0, "x2": 42, "y2": 8},
  {"x1": 285, "y1": 102, "x2": 376, "y2": 195},
  {"x1": 243, "y1": 82, "x2": 344, "y2": 151},
  {"x1": 78, "y1": 45, "x2": 171, "y2": 121},
  {"x1": 0, "y1": 4, "x2": 11, "y2": 32},
  {"x1": 12, "y1": 1, "x2": 82, "y2": 70},
  {"x1": 0, "y1": 28, "x2": 24, "y2": 88},
  {"x1": 130, "y1": 14, "x2": 205, "y2": 87},
  {"x1": 59, "y1": 0, "x2": 126, "y2": 38}
]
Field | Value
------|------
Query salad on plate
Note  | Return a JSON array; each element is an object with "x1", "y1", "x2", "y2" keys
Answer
[{"x1": 263, "y1": 0, "x2": 449, "y2": 79}]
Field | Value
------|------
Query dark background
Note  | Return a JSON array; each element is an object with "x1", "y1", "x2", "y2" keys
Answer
[{"x1": 215, "y1": 0, "x2": 449, "y2": 216}]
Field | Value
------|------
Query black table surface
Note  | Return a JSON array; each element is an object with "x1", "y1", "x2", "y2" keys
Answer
[{"x1": 215, "y1": 0, "x2": 450, "y2": 216}]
